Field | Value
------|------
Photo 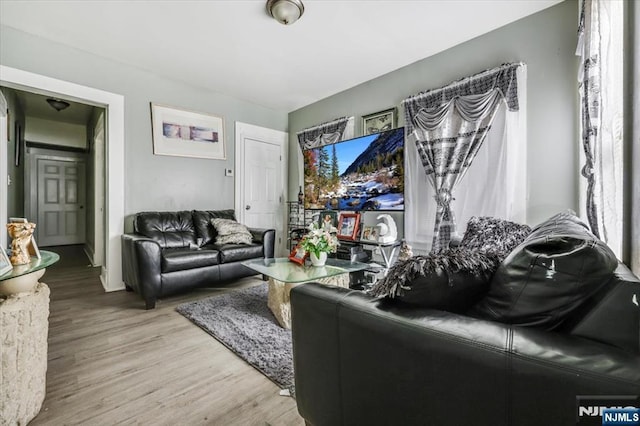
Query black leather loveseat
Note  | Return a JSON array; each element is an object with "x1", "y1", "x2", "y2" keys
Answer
[
  {"x1": 291, "y1": 213, "x2": 640, "y2": 426},
  {"x1": 122, "y1": 209, "x2": 274, "y2": 309}
]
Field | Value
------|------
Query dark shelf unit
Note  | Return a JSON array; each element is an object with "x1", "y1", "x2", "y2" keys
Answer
[{"x1": 287, "y1": 202, "x2": 314, "y2": 251}]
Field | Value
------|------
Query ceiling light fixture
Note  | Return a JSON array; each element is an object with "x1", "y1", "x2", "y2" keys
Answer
[
  {"x1": 266, "y1": 0, "x2": 304, "y2": 25},
  {"x1": 46, "y1": 98, "x2": 70, "y2": 112}
]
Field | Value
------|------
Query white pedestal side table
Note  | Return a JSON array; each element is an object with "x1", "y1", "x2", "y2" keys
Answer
[{"x1": 0, "y1": 251, "x2": 59, "y2": 425}]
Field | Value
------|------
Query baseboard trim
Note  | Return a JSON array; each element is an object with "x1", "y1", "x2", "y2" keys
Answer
[
  {"x1": 100, "y1": 266, "x2": 125, "y2": 292},
  {"x1": 83, "y1": 245, "x2": 96, "y2": 267}
]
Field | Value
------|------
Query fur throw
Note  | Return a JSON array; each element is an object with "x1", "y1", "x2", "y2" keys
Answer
[{"x1": 459, "y1": 216, "x2": 531, "y2": 260}]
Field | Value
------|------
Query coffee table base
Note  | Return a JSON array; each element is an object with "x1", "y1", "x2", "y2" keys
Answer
[{"x1": 267, "y1": 273, "x2": 350, "y2": 329}]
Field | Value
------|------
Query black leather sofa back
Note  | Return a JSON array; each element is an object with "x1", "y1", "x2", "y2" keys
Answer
[
  {"x1": 134, "y1": 210, "x2": 197, "y2": 249},
  {"x1": 291, "y1": 280, "x2": 640, "y2": 426},
  {"x1": 561, "y1": 263, "x2": 640, "y2": 353}
]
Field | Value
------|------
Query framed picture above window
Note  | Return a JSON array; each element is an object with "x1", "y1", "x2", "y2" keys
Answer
[
  {"x1": 150, "y1": 103, "x2": 226, "y2": 160},
  {"x1": 362, "y1": 107, "x2": 397, "y2": 135},
  {"x1": 337, "y1": 212, "x2": 360, "y2": 241}
]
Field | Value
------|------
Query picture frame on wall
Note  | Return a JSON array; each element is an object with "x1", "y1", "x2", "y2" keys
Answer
[
  {"x1": 150, "y1": 103, "x2": 226, "y2": 160},
  {"x1": 362, "y1": 107, "x2": 397, "y2": 135},
  {"x1": 337, "y1": 212, "x2": 360, "y2": 241},
  {"x1": 0, "y1": 246, "x2": 12, "y2": 276}
]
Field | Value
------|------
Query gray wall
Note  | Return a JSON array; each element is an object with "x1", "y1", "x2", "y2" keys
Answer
[
  {"x1": 1, "y1": 87, "x2": 25, "y2": 219},
  {"x1": 0, "y1": 26, "x2": 288, "y2": 231},
  {"x1": 288, "y1": 0, "x2": 579, "y2": 226}
]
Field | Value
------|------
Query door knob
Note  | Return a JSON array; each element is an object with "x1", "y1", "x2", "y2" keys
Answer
[
  {"x1": 79, "y1": 205, "x2": 84, "y2": 209},
  {"x1": 245, "y1": 205, "x2": 251, "y2": 210}
]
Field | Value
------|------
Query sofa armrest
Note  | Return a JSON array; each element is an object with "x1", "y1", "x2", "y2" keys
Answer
[
  {"x1": 291, "y1": 283, "x2": 640, "y2": 426},
  {"x1": 121, "y1": 233, "x2": 162, "y2": 309},
  {"x1": 249, "y1": 227, "x2": 275, "y2": 259}
]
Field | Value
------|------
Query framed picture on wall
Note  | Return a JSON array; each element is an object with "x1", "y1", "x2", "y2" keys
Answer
[
  {"x1": 150, "y1": 103, "x2": 226, "y2": 160},
  {"x1": 362, "y1": 107, "x2": 397, "y2": 135}
]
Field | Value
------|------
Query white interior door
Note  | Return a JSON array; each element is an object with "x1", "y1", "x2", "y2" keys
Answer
[
  {"x1": 235, "y1": 122, "x2": 287, "y2": 256},
  {"x1": 37, "y1": 158, "x2": 86, "y2": 246},
  {"x1": 244, "y1": 138, "x2": 281, "y2": 228}
]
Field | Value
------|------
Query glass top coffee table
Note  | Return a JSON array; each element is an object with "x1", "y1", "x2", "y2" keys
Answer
[{"x1": 242, "y1": 257, "x2": 370, "y2": 329}]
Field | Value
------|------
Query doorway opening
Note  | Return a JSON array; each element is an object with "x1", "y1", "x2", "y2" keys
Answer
[{"x1": 0, "y1": 65, "x2": 124, "y2": 292}]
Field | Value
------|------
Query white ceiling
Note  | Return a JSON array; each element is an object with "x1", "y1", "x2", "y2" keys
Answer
[{"x1": 0, "y1": 0, "x2": 562, "y2": 113}]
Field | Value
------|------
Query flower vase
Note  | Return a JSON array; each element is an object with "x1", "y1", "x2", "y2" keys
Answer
[{"x1": 310, "y1": 252, "x2": 327, "y2": 266}]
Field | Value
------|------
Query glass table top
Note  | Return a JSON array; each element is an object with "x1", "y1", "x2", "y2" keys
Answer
[
  {"x1": 0, "y1": 250, "x2": 60, "y2": 281},
  {"x1": 242, "y1": 257, "x2": 370, "y2": 283}
]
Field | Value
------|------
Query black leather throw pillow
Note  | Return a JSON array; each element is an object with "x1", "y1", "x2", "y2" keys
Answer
[
  {"x1": 369, "y1": 248, "x2": 500, "y2": 313},
  {"x1": 471, "y1": 212, "x2": 619, "y2": 329}
]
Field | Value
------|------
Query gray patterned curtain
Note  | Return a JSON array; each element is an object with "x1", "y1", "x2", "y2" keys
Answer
[
  {"x1": 577, "y1": 0, "x2": 624, "y2": 258},
  {"x1": 297, "y1": 116, "x2": 354, "y2": 150},
  {"x1": 403, "y1": 63, "x2": 522, "y2": 251},
  {"x1": 577, "y1": 0, "x2": 601, "y2": 239}
]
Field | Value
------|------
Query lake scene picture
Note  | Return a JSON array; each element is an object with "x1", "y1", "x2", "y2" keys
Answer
[{"x1": 303, "y1": 127, "x2": 404, "y2": 211}]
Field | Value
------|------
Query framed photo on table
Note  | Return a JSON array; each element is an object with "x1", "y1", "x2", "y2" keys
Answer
[
  {"x1": 0, "y1": 246, "x2": 12, "y2": 276},
  {"x1": 361, "y1": 225, "x2": 379, "y2": 242},
  {"x1": 150, "y1": 103, "x2": 226, "y2": 160},
  {"x1": 288, "y1": 243, "x2": 307, "y2": 265},
  {"x1": 337, "y1": 213, "x2": 360, "y2": 241},
  {"x1": 318, "y1": 210, "x2": 338, "y2": 232}
]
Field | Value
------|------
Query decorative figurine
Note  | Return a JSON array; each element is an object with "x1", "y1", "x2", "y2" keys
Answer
[
  {"x1": 6, "y1": 222, "x2": 36, "y2": 266},
  {"x1": 398, "y1": 240, "x2": 414, "y2": 262},
  {"x1": 376, "y1": 214, "x2": 398, "y2": 244}
]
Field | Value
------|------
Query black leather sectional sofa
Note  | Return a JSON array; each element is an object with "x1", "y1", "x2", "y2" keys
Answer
[
  {"x1": 122, "y1": 209, "x2": 275, "y2": 309},
  {"x1": 291, "y1": 213, "x2": 640, "y2": 425}
]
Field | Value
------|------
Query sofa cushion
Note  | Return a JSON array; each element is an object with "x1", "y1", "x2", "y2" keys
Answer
[
  {"x1": 134, "y1": 211, "x2": 197, "y2": 249},
  {"x1": 471, "y1": 212, "x2": 619, "y2": 329},
  {"x1": 369, "y1": 248, "x2": 499, "y2": 313},
  {"x1": 211, "y1": 218, "x2": 253, "y2": 245},
  {"x1": 161, "y1": 248, "x2": 220, "y2": 273},
  {"x1": 213, "y1": 243, "x2": 264, "y2": 263},
  {"x1": 459, "y1": 216, "x2": 531, "y2": 260},
  {"x1": 192, "y1": 210, "x2": 237, "y2": 246}
]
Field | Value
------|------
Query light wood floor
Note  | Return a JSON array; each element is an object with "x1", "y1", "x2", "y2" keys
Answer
[{"x1": 30, "y1": 246, "x2": 304, "y2": 426}]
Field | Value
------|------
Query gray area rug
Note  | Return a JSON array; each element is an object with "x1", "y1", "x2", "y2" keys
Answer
[{"x1": 176, "y1": 284, "x2": 295, "y2": 394}]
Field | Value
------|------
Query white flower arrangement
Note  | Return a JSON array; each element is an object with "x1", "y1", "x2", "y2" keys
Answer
[{"x1": 300, "y1": 223, "x2": 339, "y2": 258}]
